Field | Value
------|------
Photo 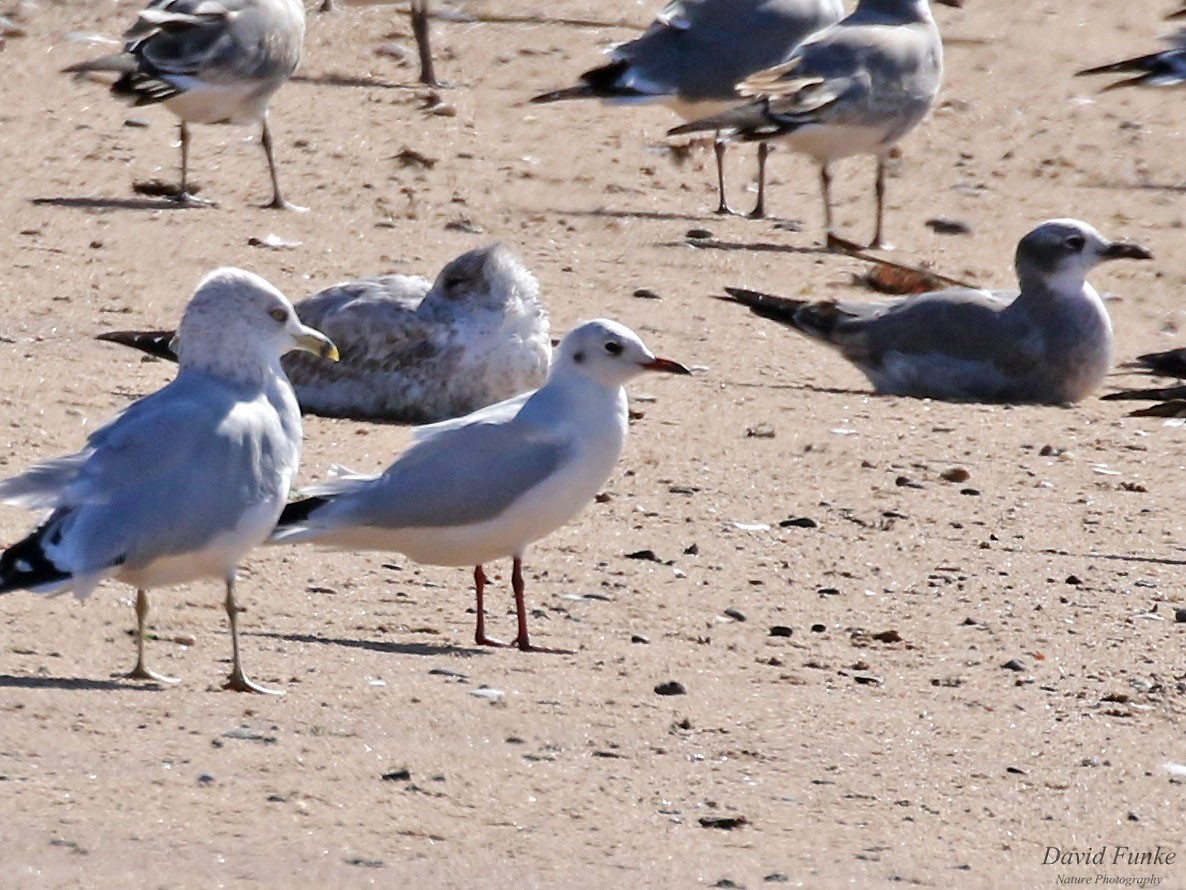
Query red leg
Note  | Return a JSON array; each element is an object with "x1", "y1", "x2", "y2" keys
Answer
[
  {"x1": 509, "y1": 557, "x2": 571, "y2": 654},
  {"x1": 473, "y1": 565, "x2": 509, "y2": 647}
]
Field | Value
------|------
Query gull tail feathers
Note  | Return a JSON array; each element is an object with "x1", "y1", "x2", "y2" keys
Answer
[
  {"x1": 668, "y1": 102, "x2": 772, "y2": 137},
  {"x1": 718, "y1": 288, "x2": 843, "y2": 342},
  {"x1": 97, "y1": 330, "x2": 179, "y2": 363},
  {"x1": 1129, "y1": 347, "x2": 1186, "y2": 379},
  {"x1": 1101, "y1": 384, "x2": 1186, "y2": 403},
  {"x1": 531, "y1": 61, "x2": 635, "y2": 103},
  {"x1": 0, "y1": 524, "x2": 75, "y2": 596},
  {"x1": 270, "y1": 496, "x2": 332, "y2": 543}
]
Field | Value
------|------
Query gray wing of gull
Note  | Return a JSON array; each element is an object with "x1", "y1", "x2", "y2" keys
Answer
[
  {"x1": 0, "y1": 369, "x2": 289, "y2": 577},
  {"x1": 615, "y1": 0, "x2": 844, "y2": 102},
  {"x1": 301, "y1": 418, "x2": 570, "y2": 531}
]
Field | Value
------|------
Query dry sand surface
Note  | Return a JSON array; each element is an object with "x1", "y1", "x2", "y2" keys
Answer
[{"x1": 1, "y1": 0, "x2": 1185, "y2": 887}]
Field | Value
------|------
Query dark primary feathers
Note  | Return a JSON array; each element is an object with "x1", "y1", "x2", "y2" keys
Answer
[
  {"x1": 1076, "y1": 30, "x2": 1186, "y2": 90},
  {"x1": 718, "y1": 287, "x2": 840, "y2": 338},
  {"x1": 96, "y1": 330, "x2": 176, "y2": 361},
  {"x1": 0, "y1": 521, "x2": 78, "y2": 595},
  {"x1": 277, "y1": 495, "x2": 329, "y2": 528}
]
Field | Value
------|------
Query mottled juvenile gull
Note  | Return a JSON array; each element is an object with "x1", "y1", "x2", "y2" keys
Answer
[
  {"x1": 0, "y1": 268, "x2": 337, "y2": 691},
  {"x1": 62, "y1": 0, "x2": 306, "y2": 209},
  {"x1": 98, "y1": 243, "x2": 551, "y2": 424},
  {"x1": 670, "y1": 0, "x2": 961, "y2": 248},
  {"x1": 718, "y1": 219, "x2": 1151, "y2": 403},
  {"x1": 271, "y1": 320, "x2": 690, "y2": 653},
  {"x1": 532, "y1": 0, "x2": 843, "y2": 217}
]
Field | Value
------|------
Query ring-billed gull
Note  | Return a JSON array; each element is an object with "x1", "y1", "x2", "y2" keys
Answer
[
  {"x1": 270, "y1": 319, "x2": 690, "y2": 653},
  {"x1": 98, "y1": 243, "x2": 552, "y2": 423},
  {"x1": 717, "y1": 219, "x2": 1151, "y2": 403},
  {"x1": 669, "y1": 0, "x2": 960, "y2": 248},
  {"x1": 0, "y1": 268, "x2": 337, "y2": 692},
  {"x1": 531, "y1": 0, "x2": 844, "y2": 217},
  {"x1": 62, "y1": 0, "x2": 306, "y2": 209}
]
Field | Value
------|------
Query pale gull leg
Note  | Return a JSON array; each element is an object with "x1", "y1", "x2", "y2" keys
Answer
[
  {"x1": 869, "y1": 157, "x2": 891, "y2": 251},
  {"x1": 821, "y1": 163, "x2": 844, "y2": 251},
  {"x1": 174, "y1": 122, "x2": 214, "y2": 207},
  {"x1": 712, "y1": 136, "x2": 732, "y2": 215},
  {"x1": 747, "y1": 142, "x2": 770, "y2": 220},
  {"x1": 509, "y1": 557, "x2": 571, "y2": 655},
  {"x1": 126, "y1": 588, "x2": 179, "y2": 684},
  {"x1": 222, "y1": 577, "x2": 281, "y2": 694},
  {"x1": 260, "y1": 116, "x2": 305, "y2": 212},
  {"x1": 411, "y1": 0, "x2": 439, "y2": 87},
  {"x1": 473, "y1": 564, "x2": 509, "y2": 647}
]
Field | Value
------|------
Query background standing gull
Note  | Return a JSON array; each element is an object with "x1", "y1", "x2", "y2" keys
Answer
[
  {"x1": 531, "y1": 0, "x2": 844, "y2": 218},
  {"x1": 669, "y1": 0, "x2": 960, "y2": 248},
  {"x1": 97, "y1": 243, "x2": 552, "y2": 424},
  {"x1": 270, "y1": 319, "x2": 690, "y2": 653},
  {"x1": 62, "y1": 0, "x2": 306, "y2": 209},
  {"x1": 0, "y1": 268, "x2": 337, "y2": 692},
  {"x1": 717, "y1": 219, "x2": 1151, "y2": 403}
]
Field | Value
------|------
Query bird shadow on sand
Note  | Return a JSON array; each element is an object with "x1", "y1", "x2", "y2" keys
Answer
[
  {"x1": 543, "y1": 206, "x2": 715, "y2": 224},
  {"x1": 1007, "y1": 548, "x2": 1186, "y2": 568},
  {"x1": 0, "y1": 673, "x2": 161, "y2": 691},
  {"x1": 31, "y1": 196, "x2": 198, "y2": 212},
  {"x1": 1088, "y1": 180, "x2": 1186, "y2": 195},
  {"x1": 291, "y1": 72, "x2": 421, "y2": 91},
  {"x1": 660, "y1": 237, "x2": 833, "y2": 257},
  {"x1": 256, "y1": 630, "x2": 487, "y2": 659},
  {"x1": 726, "y1": 380, "x2": 870, "y2": 398}
]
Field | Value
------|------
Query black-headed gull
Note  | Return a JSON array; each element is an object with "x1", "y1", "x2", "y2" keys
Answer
[
  {"x1": 271, "y1": 319, "x2": 690, "y2": 653},
  {"x1": 718, "y1": 219, "x2": 1152, "y2": 403}
]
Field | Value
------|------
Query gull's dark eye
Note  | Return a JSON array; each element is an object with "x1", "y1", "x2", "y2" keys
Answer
[
  {"x1": 269, "y1": 308, "x2": 288, "y2": 322},
  {"x1": 1065, "y1": 234, "x2": 1086, "y2": 252},
  {"x1": 605, "y1": 340, "x2": 623, "y2": 356}
]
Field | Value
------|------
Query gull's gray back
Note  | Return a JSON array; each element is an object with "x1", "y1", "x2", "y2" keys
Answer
[{"x1": 620, "y1": 0, "x2": 844, "y2": 101}]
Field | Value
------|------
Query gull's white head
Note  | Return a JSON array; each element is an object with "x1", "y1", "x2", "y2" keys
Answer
[
  {"x1": 174, "y1": 267, "x2": 338, "y2": 382},
  {"x1": 552, "y1": 319, "x2": 690, "y2": 388},
  {"x1": 1015, "y1": 219, "x2": 1152, "y2": 296}
]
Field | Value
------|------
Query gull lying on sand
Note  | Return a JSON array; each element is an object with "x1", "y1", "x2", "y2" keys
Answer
[
  {"x1": 62, "y1": 0, "x2": 306, "y2": 209},
  {"x1": 718, "y1": 219, "x2": 1152, "y2": 403},
  {"x1": 271, "y1": 320, "x2": 690, "y2": 653},
  {"x1": 532, "y1": 0, "x2": 844, "y2": 217},
  {"x1": 670, "y1": 0, "x2": 960, "y2": 248},
  {"x1": 0, "y1": 269, "x2": 337, "y2": 691},
  {"x1": 98, "y1": 244, "x2": 552, "y2": 424}
]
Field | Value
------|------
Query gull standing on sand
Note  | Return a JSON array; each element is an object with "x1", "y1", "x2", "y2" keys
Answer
[
  {"x1": 62, "y1": 0, "x2": 306, "y2": 209},
  {"x1": 670, "y1": 0, "x2": 961, "y2": 248},
  {"x1": 532, "y1": 0, "x2": 844, "y2": 218},
  {"x1": 0, "y1": 269, "x2": 338, "y2": 692},
  {"x1": 271, "y1": 320, "x2": 690, "y2": 653},
  {"x1": 98, "y1": 244, "x2": 552, "y2": 424},
  {"x1": 718, "y1": 219, "x2": 1151, "y2": 403}
]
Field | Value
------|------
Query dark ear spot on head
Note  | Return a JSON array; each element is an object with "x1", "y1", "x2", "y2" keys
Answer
[{"x1": 573, "y1": 350, "x2": 585, "y2": 364}]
